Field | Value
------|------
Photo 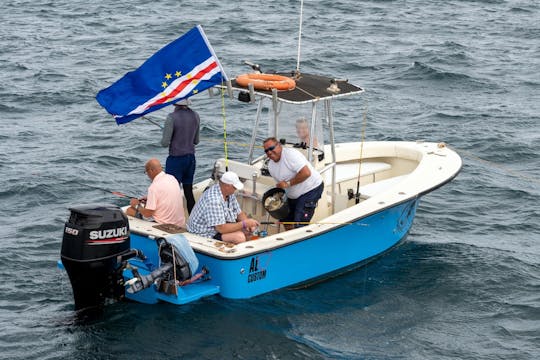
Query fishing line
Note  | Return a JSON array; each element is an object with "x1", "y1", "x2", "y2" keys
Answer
[
  {"x1": 144, "y1": 114, "x2": 257, "y2": 148},
  {"x1": 450, "y1": 146, "x2": 540, "y2": 186},
  {"x1": 75, "y1": 181, "x2": 139, "y2": 199},
  {"x1": 221, "y1": 80, "x2": 229, "y2": 171},
  {"x1": 199, "y1": 136, "x2": 259, "y2": 149},
  {"x1": 362, "y1": 260, "x2": 368, "y2": 306},
  {"x1": 260, "y1": 221, "x2": 369, "y2": 227}
]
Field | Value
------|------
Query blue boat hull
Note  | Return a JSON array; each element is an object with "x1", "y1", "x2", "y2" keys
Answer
[{"x1": 124, "y1": 198, "x2": 418, "y2": 303}]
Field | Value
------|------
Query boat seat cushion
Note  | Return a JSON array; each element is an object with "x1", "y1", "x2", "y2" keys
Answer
[
  {"x1": 359, "y1": 175, "x2": 407, "y2": 198},
  {"x1": 323, "y1": 161, "x2": 391, "y2": 184}
]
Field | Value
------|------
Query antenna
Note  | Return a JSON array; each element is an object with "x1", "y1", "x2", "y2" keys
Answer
[{"x1": 296, "y1": 0, "x2": 304, "y2": 74}]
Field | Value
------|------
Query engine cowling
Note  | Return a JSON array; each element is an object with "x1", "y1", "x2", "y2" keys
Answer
[{"x1": 61, "y1": 204, "x2": 131, "y2": 310}]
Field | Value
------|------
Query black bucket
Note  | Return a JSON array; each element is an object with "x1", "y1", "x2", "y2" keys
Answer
[{"x1": 262, "y1": 188, "x2": 289, "y2": 220}]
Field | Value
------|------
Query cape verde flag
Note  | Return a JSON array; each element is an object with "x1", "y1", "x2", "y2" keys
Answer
[{"x1": 96, "y1": 25, "x2": 227, "y2": 125}]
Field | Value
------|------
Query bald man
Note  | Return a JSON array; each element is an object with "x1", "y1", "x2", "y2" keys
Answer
[{"x1": 126, "y1": 158, "x2": 185, "y2": 227}]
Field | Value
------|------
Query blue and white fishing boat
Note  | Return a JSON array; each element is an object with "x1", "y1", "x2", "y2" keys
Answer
[{"x1": 59, "y1": 24, "x2": 461, "y2": 310}]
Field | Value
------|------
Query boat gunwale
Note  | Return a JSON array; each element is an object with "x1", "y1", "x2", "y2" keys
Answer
[{"x1": 127, "y1": 141, "x2": 462, "y2": 260}]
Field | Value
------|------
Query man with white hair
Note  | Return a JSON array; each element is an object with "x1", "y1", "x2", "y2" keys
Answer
[{"x1": 187, "y1": 171, "x2": 259, "y2": 244}]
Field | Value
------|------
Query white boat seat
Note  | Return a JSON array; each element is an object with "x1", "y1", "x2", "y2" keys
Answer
[
  {"x1": 323, "y1": 162, "x2": 391, "y2": 184},
  {"x1": 359, "y1": 175, "x2": 407, "y2": 198}
]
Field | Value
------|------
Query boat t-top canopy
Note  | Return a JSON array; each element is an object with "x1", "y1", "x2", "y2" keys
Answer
[{"x1": 230, "y1": 72, "x2": 364, "y2": 104}]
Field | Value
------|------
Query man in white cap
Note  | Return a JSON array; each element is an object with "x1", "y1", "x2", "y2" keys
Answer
[
  {"x1": 187, "y1": 171, "x2": 259, "y2": 244},
  {"x1": 161, "y1": 98, "x2": 200, "y2": 214}
]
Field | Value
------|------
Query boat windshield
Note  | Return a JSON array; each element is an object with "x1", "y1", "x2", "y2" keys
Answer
[{"x1": 264, "y1": 102, "x2": 323, "y2": 149}]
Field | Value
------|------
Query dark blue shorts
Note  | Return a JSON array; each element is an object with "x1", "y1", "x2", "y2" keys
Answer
[
  {"x1": 166, "y1": 154, "x2": 196, "y2": 185},
  {"x1": 282, "y1": 182, "x2": 324, "y2": 227}
]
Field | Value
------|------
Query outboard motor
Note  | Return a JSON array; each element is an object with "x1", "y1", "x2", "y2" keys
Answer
[{"x1": 61, "y1": 204, "x2": 135, "y2": 310}]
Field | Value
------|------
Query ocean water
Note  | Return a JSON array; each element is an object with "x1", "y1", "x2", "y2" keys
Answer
[{"x1": 1, "y1": 0, "x2": 539, "y2": 359}]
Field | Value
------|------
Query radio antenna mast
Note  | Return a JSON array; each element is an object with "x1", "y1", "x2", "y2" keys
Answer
[{"x1": 296, "y1": 0, "x2": 305, "y2": 74}]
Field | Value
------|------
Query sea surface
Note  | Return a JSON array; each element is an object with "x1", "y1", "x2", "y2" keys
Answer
[{"x1": 1, "y1": 0, "x2": 539, "y2": 359}]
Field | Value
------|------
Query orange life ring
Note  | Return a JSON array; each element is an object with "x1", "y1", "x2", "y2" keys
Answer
[{"x1": 235, "y1": 73, "x2": 296, "y2": 91}]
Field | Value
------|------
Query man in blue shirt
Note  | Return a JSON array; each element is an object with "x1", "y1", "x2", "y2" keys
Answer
[
  {"x1": 161, "y1": 99, "x2": 200, "y2": 214},
  {"x1": 187, "y1": 172, "x2": 259, "y2": 244}
]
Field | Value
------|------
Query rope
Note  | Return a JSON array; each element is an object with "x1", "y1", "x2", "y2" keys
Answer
[
  {"x1": 293, "y1": 84, "x2": 319, "y2": 99},
  {"x1": 179, "y1": 267, "x2": 209, "y2": 286},
  {"x1": 171, "y1": 244, "x2": 178, "y2": 296}
]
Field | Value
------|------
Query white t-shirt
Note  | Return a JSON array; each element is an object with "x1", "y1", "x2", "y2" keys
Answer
[{"x1": 268, "y1": 147, "x2": 323, "y2": 199}]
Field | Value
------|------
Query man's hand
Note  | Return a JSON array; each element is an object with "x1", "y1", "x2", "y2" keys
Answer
[
  {"x1": 243, "y1": 218, "x2": 260, "y2": 233},
  {"x1": 276, "y1": 180, "x2": 290, "y2": 189}
]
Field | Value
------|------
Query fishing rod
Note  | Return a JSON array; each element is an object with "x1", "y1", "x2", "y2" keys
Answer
[
  {"x1": 259, "y1": 221, "x2": 369, "y2": 227},
  {"x1": 142, "y1": 116, "x2": 163, "y2": 129},
  {"x1": 355, "y1": 104, "x2": 368, "y2": 204},
  {"x1": 76, "y1": 181, "x2": 140, "y2": 199}
]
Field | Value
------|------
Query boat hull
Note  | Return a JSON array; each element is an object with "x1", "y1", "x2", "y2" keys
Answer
[{"x1": 126, "y1": 198, "x2": 418, "y2": 302}]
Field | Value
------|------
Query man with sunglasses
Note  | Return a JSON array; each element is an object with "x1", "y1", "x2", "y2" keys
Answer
[{"x1": 263, "y1": 137, "x2": 324, "y2": 229}]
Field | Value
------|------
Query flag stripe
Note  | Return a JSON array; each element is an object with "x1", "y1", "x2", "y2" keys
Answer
[
  {"x1": 125, "y1": 58, "x2": 219, "y2": 117},
  {"x1": 153, "y1": 61, "x2": 219, "y2": 106}
]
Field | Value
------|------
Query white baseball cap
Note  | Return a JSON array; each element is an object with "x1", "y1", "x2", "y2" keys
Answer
[
  {"x1": 175, "y1": 98, "x2": 191, "y2": 106},
  {"x1": 220, "y1": 171, "x2": 244, "y2": 190}
]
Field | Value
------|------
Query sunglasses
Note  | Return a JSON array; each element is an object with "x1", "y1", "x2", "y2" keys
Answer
[{"x1": 264, "y1": 144, "x2": 278, "y2": 153}]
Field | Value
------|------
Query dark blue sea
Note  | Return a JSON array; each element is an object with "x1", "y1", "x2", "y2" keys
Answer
[{"x1": 1, "y1": 0, "x2": 539, "y2": 359}]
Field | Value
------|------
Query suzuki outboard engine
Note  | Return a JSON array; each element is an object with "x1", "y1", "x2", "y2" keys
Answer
[{"x1": 61, "y1": 204, "x2": 134, "y2": 310}]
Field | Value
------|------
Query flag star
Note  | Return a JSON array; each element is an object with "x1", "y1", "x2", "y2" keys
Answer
[
  {"x1": 187, "y1": 73, "x2": 192, "y2": 79},
  {"x1": 162, "y1": 81, "x2": 168, "y2": 88},
  {"x1": 192, "y1": 89, "x2": 199, "y2": 94},
  {"x1": 165, "y1": 73, "x2": 172, "y2": 80},
  {"x1": 175, "y1": 71, "x2": 182, "y2": 77}
]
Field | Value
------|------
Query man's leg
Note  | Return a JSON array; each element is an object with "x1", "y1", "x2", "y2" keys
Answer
[
  {"x1": 183, "y1": 155, "x2": 196, "y2": 214},
  {"x1": 280, "y1": 198, "x2": 297, "y2": 231},
  {"x1": 293, "y1": 183, "x2": 324, "y2": 227},
  {"x1": 220, "y1": 231, "x2": 247, "y2": 244},
  {"x1": 183, "y1": 184, "x2": 195, "y2": 214}
]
